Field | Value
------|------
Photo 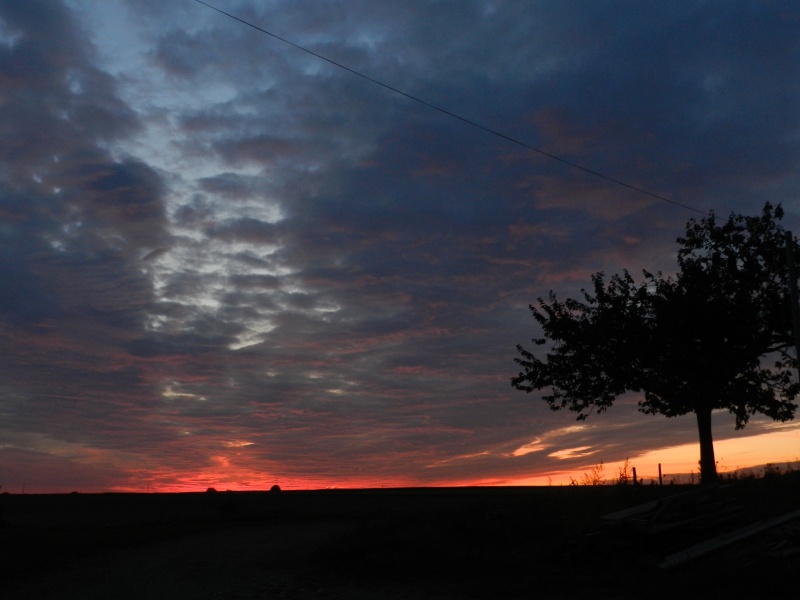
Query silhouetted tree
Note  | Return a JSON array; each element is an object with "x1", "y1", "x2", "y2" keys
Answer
[{"x1": 512, "y1": 203, "x2": 799, "y2": 483}]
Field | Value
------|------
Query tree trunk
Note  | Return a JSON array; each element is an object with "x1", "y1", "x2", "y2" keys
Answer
[{"x1": 695, "y1": 406, "x2": 717, "y2": 484}]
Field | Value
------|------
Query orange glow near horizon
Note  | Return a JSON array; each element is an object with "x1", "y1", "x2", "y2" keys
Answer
[
  {"x1": 498, "y1": 425, "x2": 800, "y2": 487},
  {"x1": 127, "y1": 426, "x2": 800, "y2": 493},
  {"x1": 16, "y1": 425, "x2": 800, "y2": 494}
]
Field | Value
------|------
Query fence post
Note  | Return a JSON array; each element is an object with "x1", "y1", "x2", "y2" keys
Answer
[{"x1": 658, "y1": 463, "x2": 663, "y2": 486}]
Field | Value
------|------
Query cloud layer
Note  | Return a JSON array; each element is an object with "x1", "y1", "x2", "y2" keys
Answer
[{"x1": 2, "y1": 0, "x2": 800, "y2": 491}]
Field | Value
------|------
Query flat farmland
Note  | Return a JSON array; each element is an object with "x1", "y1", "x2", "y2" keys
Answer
[{"x1": 2, "y1": 477, "x2": 799, "y2": 599}]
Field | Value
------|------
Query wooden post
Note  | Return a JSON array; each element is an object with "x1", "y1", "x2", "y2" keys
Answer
[
  {"x1": 658, "y1": 463, "x2": 663, "y2": 486},
  {"x1": 632, "y1": 467, "x2": 638, "y2": 486}
]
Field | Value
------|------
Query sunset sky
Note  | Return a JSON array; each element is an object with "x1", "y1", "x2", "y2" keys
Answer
[{"x1": 3, "y1": 0, "x2": 800, "y2": 493}]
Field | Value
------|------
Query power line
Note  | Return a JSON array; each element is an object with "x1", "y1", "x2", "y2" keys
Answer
[{"x1": 194, "y1": 0, "x2": 709, "y2": 217}]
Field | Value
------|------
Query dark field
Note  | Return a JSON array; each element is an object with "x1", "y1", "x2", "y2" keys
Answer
[{"x1": 2, "y1": 475, "x2": 799, "y2": 599}]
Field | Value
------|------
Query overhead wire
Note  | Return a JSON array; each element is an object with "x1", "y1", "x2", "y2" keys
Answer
[{"x1": 194, "y1": 0, "x2": 710, "y2": 217}]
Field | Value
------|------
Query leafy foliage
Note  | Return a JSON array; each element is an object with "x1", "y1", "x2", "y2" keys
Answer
[{"x1": 513, "y1": 203, "x2": 800, "y2": 482}]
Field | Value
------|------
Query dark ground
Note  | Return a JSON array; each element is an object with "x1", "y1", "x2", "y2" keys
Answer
[{"x1": 2, "y1": 474, "x2": 799, "y2": 599}]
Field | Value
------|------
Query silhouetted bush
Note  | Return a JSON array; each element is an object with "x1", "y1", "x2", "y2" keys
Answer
[{"x1": 570, "y1": 462, "x2": 605, "y2": 486}]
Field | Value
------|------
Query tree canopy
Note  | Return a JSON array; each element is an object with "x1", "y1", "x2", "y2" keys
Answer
[{"x1": 512, "y1": 203, "x2": 799, "y2": 483}]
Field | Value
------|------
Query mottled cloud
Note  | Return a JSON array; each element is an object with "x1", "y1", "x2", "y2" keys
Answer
[{"x1": 2, "y1": 0, "x2": 800, "y2": 492}]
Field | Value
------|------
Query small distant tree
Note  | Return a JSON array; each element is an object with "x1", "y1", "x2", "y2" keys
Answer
[{"x1": 513, "y1": 203, "x2": 799, "y2": 484}]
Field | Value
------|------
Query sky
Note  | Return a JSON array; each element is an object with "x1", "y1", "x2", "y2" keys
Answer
[{"x1": 2, "y1": 0, "x2": 800, "y2": 493}]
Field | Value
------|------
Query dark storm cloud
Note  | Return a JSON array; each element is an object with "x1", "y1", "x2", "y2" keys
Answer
[
  {"x1": 3, "y1": 0, "x2": 800, "y2": 491},
  {"x1": 0, "y1": 1, "x2": 139, "y2": 170},
  {"x1": 198, "y1": 172, "x2": 263, "y2": 199},
  {"x1": 228, "y1": 273, "x2": 281, "y2": 290},
  {"x1": 205, "y1": 217, "x2": 281, "y2": 244},
  {"x1": 522, "y1": 2, "x2": 800, "y2": 210},
  {"x1": 215, "y1": 0, "x2": 800, "y2": 483},
  {"x1": 0, "y1": 0, "x2": 173, "y2": 457}
]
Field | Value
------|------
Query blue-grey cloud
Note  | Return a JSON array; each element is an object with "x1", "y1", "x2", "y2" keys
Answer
[{"x1": 2, "y1": 0, "x2": 800, "y2": 492}]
